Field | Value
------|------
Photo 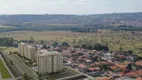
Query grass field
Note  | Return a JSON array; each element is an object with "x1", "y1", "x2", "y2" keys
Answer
[
  {"x1": 0, "y1": 46, "x2": 18, "y2": 52},
  {"x1": 0, "y1": 30, "x2": 142, "y2": 56},
  {"x1": 0, "y1": 59, "x2": 11, "y2": 79},
  {"x1": 0, "y1": 25, "x2": 14, "y2": 29}
]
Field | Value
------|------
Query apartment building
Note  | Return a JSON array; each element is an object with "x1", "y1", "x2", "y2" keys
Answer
[
  {"x1": 37, "y1": 50, "x2": 63, "y2": 74},
  {"x1": 26, "y1": 45, "x2": 37, "y2": 60},
  {"x1": 18, "y1": 43, "x2": 37, "y2": 60},
  {"x1": 18, "y1": 42, "x2": 26, "y2": 56}
]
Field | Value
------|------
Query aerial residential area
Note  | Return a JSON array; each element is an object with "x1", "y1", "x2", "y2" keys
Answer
[
  {"x1": 0, "y1": 38, "x2": 142, "y2": 80},
  {"x1": 0, "y1": 0, "x2": 142, "y2": 80},
  {"x1": 0, "y1": 15, "x2": 142, "y2": 80}
]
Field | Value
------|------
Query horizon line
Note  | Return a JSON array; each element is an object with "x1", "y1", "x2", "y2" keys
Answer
[{"x1": 0, "y1": 12, "x2": 142, "y2": 16}]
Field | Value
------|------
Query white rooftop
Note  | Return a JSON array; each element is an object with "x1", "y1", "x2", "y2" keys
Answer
[
  {"x1": 20, "y1": 42, "x2": 26, "y2": 45},
  {"x1": 38, "y1": 50, "x2": 61, "y2": 56},
  {"x1": 27, "y1": 45, "x2": 32, "y2": 48}
]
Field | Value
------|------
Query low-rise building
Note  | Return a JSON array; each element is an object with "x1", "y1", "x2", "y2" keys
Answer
[{"x1": 101, "y1": 52, "x2": 114, "y2": 60}]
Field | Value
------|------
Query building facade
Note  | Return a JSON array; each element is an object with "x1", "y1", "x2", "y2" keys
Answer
[
  {"x1": 18, "y1": 43, "x2": 26, "y2": 56},
  {"x1": 18, "y1": 43, "x2": 37, "y2": 60},
  {"x1": 37, "y1": 50, "x2": 63, "y2": 74},
  {"x1": 26, "y1": 45, "x2": 37, "y2": 60}
]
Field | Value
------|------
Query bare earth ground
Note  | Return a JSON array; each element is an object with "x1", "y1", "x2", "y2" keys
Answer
[{"x1": 0, "y1": 30, "x2": 142, "y2": 56}]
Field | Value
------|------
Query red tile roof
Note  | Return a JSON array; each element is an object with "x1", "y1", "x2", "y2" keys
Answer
[
  {"x1": 115, "y1": 63, "x2": 126, "y2": 69},
  {"x1": 89, "y1": 67, "x2": 96, "y2": 71},
  {"x1": 123, "y1": 70, "x2": 142, "y2": 77},
  {"x1": 89, "y1": 67, "x2": 100, "y2": 71},
  {"x1": 136, "y1": 77, "x2": 142, "y2": 80},
  {"x1": 79, "y1": 64, "x2": 86, "y2": 68},
  {"x1": 110, "y1": 66, "x2": 118, "y2": 70},
  {"x1": 135, "y1": 61, "x2": 142, "y2": 66}
]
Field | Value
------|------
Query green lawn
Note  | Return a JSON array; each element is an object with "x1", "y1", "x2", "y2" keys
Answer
[
  {"x1": 0, "y1": 25, "x2": 14, "y2": 29},
  {"x1": 0, "y1": 59, "x2": 11, "y2": 79},
  {"x1": 0, "y1": 46, "x2": 18, "y2": 52},
  {"x1": 0, "y1": 30, "x2": 142, "y2": 57}
]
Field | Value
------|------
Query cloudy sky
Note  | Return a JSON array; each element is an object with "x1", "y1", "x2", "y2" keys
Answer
[{"x1": 0, "y1": 0, "x2": 142, "y2": 14}]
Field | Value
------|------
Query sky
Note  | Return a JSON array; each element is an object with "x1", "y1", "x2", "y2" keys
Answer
[{"x1": 0, "y1": 0, "x2": 142, "y2": 15}]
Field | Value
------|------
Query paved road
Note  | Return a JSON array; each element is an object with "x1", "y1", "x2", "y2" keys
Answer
[{"x1": 8, "y1": 54, "x2": 38, "y2": 80}]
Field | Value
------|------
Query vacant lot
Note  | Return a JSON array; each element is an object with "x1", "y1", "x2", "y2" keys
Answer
[
  {"x1": 0, "y1": 59, "x2": 11, "y2": 79},
  {"x1": 48, "y1": 68, "x2": 79, "y2": 80},
  {"x1": 0, "y1": 30, "x2": 142, "y2": 56}
]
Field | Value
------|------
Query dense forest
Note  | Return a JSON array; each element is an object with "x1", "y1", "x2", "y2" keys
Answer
[{"x1": 0, "y1": 12, "x2": 142, "y2": 32}]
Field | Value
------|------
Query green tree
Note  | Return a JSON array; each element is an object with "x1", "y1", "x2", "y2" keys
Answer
[
  {"x1": 119, "y1": 47, "x2": 123, "y2": 52},
  {"x1": 62, "y1": 42, "x2": 70, "y2": 47},
  {"x1": 22, "y1": 73, "x2": 33, "y2": 80},
  {"x1": 128, "y1": 50, "x2": 133, "y2": 55},
  {"x1": 93, "y1": 43, "x2": 103, "y2": 51},
  {"x1": 99, "y1": 64, "x2": 109, "y2": 71},
  {"x1": 81, "y1": 44, "x2": 87, "y2": 49},
  {"x1": 52, "y1": 42, "x2": 59, "y2": 48},
  {"x1": 29, "y1": 36, "x2": 34, "y2": 43},
  {"x1": 40, "y1": 40, "x2": 44, "y2": 44},
  {"x1": 0, "y1": 37, "x2": 14, "y2": 47},
  {"x1": 88, "y1": 46, "x2": 93, "y2": 50}
]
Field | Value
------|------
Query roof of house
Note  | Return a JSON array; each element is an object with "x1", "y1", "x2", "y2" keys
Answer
[
  {"x1": 115, "y1": 63, "x2": 126, "y2": 69},
  {"x1": 135, "y1": 61, "x2": 142, "y2": 66},
  {"x1": 136, "y1": 77, "x2": 142, "y2": 80},
  {"x1": 110, "y1": 66, "x2": 118, "y2": 70},
  {"x1": 123, "y1": 70, "x2": 142, "y2": 77},
  {"x1": 89, "y1": 67, "x2": 100, "y2": 71},
  {"x1": 89, "y1": 67, "x2": 96, "y2": 71},
  {"x1": 79, "y1": 64, "x2": 86, "y2": 68}
]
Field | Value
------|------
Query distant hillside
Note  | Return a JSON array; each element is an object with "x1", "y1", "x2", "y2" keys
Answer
[
  {"x1": 90, "y1": 12, "x2": 142, "y2": 20},
  {"x1": 0, "y1": 12, "x2": 142, "y2": 32}
]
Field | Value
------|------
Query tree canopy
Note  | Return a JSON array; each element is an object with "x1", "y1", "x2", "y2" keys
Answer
[{"x1": 0, "y1": 37, "x2": 14, "y2": 47}]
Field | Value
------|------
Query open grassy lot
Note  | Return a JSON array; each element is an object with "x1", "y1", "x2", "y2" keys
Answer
[
  {"x1": 0, "y1": 25, "x2": 14, "y2": 29},
  {"x1": 0, "y1": 46, "x2": 18, "y2": 52},
  {"x1": 0, "y1": 30, "x2": 142, "y2": 56},
  {"x1": 0, "y1": 59, "x2": 11, "y2": 79},
  {"x1": 48, "y1": 68, "x2": 79, "y2": 80}
]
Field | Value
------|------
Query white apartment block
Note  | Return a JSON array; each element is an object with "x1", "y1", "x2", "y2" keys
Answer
[
  {"x1": 18, "y1": 43, "x2": 37, "y2": 60},
  {"x1": 37, "y1": 50, "x2": 63, "y2": 74},
  {"x1": 26, "y1": 45, "x2": 37, "y2": 60},
  {"x1": 18, "y1": 43, "x2": 26, "y2": 56}
]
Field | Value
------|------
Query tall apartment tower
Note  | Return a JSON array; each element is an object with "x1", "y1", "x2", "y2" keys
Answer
[
  {"x1": 18, "y1": 43, "x2": 37, "y2": 60},
  {"x1": 26, "y1": 45, "x2": 37, "y2": 60},
  {"x1": 18, "y1": 43, "x2": 26, "y2": 56},
  {"x1": 37, "y1": 50, "x2": 63, "y2": 74}
]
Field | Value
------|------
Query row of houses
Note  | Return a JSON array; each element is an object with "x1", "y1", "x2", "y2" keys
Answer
[{"x1": 58, "y1": 47, "x2": 142, "y2": 80}]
